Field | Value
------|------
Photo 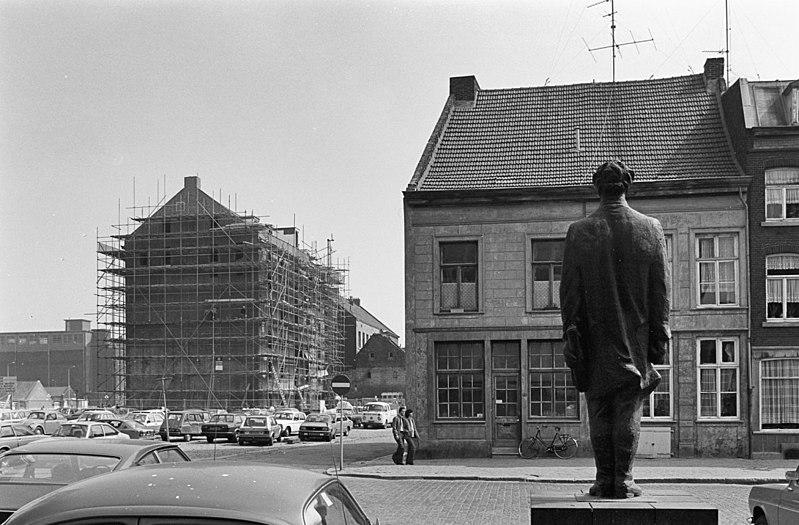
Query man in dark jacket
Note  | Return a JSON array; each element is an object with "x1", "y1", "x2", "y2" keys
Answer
[{"x1": 560, "y1": 160, "x2": 671, "y2": 499}]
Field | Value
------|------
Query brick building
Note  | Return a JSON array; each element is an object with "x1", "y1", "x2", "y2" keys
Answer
[
  {"x1": 722, "y1": 78, "x2": 799, "y2": 458},
  {"x1": 405, "y1": 59, "x2": 752, "y2": 458},
  {"x1": 351, "y1": 333, "x2": 405, "y2": 400}
]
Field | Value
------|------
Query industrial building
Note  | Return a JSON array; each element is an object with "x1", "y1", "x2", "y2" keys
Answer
[{"x1": 97, "y1": 176, "x2": 347, "y2": 411}]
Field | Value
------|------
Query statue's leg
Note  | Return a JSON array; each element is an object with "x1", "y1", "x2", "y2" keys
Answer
[
  {"x1": 612, "y1": 385, "x2": 645, "y2": 498},
  {"x1": 586, "y1": 392, "x2": 615, "y2": 498}
]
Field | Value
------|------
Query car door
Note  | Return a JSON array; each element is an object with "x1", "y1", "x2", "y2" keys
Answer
[
  {"x1": 45, "y1": 413, "x2": 61, "y2": 434},
  {"x1": 778, "y1": 470, "x2": 799, "y2": 524}
]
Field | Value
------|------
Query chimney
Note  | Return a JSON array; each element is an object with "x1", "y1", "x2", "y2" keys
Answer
[
  {"x1": 703, "y1": 58, "x2": 726, "y2": 94},
  {"x1": 184, "y1": 175, "x2": 200, "y2": 190},
  {"x1": 349, "y1": 297, "x2": 361, "y2": 306},
  {"x1": 450, "y1": 75, "x2": 481, "y2": 104}
]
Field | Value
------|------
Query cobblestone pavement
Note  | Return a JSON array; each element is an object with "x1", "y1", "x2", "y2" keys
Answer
[{"x1": 343, "y1": 478, "x2": 752, "y2": 525}]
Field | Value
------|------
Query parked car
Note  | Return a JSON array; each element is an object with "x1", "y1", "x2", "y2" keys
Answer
[
  {"x1": 50, "y1": 421, "x2": 130, "y2": 440},
  {"x1": 360, "y1": 402, "x2": 397, "y2": 429},
  {"x1": 130, "y1": 409, "x2": 164, "y2": 430},
  {"x1": 298, "y1": 413, "x2": 336, "y2": 442},
  {"x1": 74, "y1": 409, "x2": 116, "y2": 422},
  {"x1": 0, "y1": 423, "x2": 44, "y2": 453},
  {"x1": 273, "y1": 409, "x2": 307, "y2": 437},
  {"x1": 749, "y1": 464, "x2": 799, "y2": 524},
  {"x1": 201, "y1": 413, "x2": 245, "y2": 443},
  {"x1": 105, "y1": 418, "x2": 158, "y2": 440},
  {"x1": 236, "y1": 415, "x2": 282, "y2": 446},
  {"x1": 0, "y1": 437, "x2": 191, "y2": 522},
  {"x1": 5, "y1": 461, "x2": 378, "y2": 525},
  {"x1": 159, "y1": 409, "x2": 209, "y2": 442},
  {"x1": 23, "y1": 410, "x2": 67, "y2": 435},
  {"x1": 329, "y1": 414, "x2": 353, "y2": 436},
  {"x1": 0, "y1": 410, "x2": 28, "y2": 424}
]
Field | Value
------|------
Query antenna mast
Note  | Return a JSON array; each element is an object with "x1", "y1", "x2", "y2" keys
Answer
[
  {"x1": 586, "y1": 0, "x2": 654, "y2": 82},
  {"x1": 702, "y1": 0, "x2": 731, "y2": 86}
]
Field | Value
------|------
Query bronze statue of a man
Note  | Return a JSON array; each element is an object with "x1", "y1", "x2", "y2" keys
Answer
[{"x1": 560, "y1": 160, "x2": 671, "y2": 499}]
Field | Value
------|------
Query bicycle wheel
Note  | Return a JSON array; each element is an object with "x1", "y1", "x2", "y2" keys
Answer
[
  {"x1": 519, "y1": 437, "x2": 542, "y2": 459},
  {"x1": 554, "y1": 436, "x2": 578, "y2": 459}
]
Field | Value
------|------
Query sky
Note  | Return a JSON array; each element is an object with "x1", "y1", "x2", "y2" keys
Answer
[{"x1": 0, "y1": 0, "x2": 796, "y2": 344}]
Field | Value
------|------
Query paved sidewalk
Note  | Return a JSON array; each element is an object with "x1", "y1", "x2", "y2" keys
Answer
[{"x1": 331, "y1": 454, "x2": 796, "y2": 484}]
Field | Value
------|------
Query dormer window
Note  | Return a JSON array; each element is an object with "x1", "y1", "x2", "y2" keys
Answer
[
  {"x1": 784, "y1": 81, "x2": 799, "y2": 125},
  {"x1": 765, "y1": 168, "x2": 799, "y2": 221}
]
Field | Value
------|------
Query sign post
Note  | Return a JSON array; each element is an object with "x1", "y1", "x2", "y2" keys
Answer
[{"x1": 331, "y1": 374, "x2": 351, "y2": 469}]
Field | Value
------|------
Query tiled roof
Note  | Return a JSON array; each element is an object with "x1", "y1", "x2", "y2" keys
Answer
[{"x1": 411, "y1": 74, "x2": 741, "y2": 191}]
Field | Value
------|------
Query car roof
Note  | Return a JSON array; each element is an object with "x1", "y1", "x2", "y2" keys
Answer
[
  {"x1": 6, "y1": 437, "x2": 179, "y2": 456},
  {"x1": 7, "y1": 462, "x2": 341, "y2": 525}
]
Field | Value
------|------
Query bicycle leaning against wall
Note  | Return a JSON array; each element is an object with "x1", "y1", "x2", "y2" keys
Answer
[{"x1": 518, "y1": 426, "x2": 578, "y2": 459}]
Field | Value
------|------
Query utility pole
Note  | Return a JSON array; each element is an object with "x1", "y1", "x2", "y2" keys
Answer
[{"x1": 586, "y1": 0, "x2": 655, "y2": 82}]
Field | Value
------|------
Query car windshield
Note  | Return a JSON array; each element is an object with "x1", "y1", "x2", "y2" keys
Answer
[
  {"x1": 275, "y1": 412, "x2": 294, "y2": 418},
  {"x1": 0, "y1": 453, "x2": 120, "y2": 483},
  {"x1": 210, "y1": 414, "x2": 236, "y2": 423},
  {"x1": 306, "y1": 414, "x2": 331, "y2": 423},
  {"x1": 244, "y1": 417, "x2": 266, "y2": 427},
  {"x1": 365, "y1": 404, "x2": 387, "y2": 412}
]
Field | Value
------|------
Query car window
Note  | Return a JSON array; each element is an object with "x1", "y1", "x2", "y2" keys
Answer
[
  {"x1": 136, "y1": 451, "x2": 159, "y2": 465},
  {"x1": 0, "y1": 453, "x2": 119, "y2": 482},
  {"x1": 0, "y1": 426, "x2": 12, "y2": 437},
  {"x1": 156, "y1": 448, "x2": 190, "y2": 463},
  {"x1": 303, "y1": 483, "x2": 370, "y2": 525}
]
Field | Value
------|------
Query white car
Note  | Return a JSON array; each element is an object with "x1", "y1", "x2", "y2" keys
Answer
[
  {"x1": 749, "y1": 465, "x2": 799, "y2": 525},
  {"x1": 51, "y1": 421, "x2": 131, "y2": 440},
  {"x1": 361, "y1": 402, "x2": 397, "y2": 429},
  {"x1": 273, "y1": 410, "x2": 306, "y2": 437}
]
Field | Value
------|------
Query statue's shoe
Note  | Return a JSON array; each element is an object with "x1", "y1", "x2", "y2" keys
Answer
[
  {"x1": 614, "y1": 482, "x2": 643, "y2": 499},
  {"x1": 588, "y1": 483, "x2": 614, "y2": 498}
]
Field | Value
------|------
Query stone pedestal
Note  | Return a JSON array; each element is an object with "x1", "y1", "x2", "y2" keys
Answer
[{"x1": 530, "y1": 489, "x2": 717, "y2": 525}]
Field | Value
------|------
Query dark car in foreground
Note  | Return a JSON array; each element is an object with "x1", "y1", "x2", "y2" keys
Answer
[
  {"x1": 0, "y1": 423, "x2": 44, "y2": 453},
  {"x1": 201, "y1": 412, "x2": 245, "y2": 443},
  {"x1": 0, "y1": 437, "x2": 191, "y2": 522},
  {"x1": 158, "y1": 409, "x2": 209, "y2": 442},
  {"x1": 5, "y1": 461, "x2": 378, "y2": 525},
  {"x1": 749, "y1": 465, "x2": 799, "y2": 524}
]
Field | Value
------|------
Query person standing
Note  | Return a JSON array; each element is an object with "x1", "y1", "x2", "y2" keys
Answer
[
  {"x1": 391, "y1": 406, "x2": 407, "y2": 465},
  {"x1": 560, "y1": 160, "x2": 671, "y2": 499},
  {"x1": 403, "y1": 409, "x2": 420, "y2": 465}
]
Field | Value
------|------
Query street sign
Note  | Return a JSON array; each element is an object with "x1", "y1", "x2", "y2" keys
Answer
[{"x1": 331, "y1": 374, "x2": 351, "y2": 395}]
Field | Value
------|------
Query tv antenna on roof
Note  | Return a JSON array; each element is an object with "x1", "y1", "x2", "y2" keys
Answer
[
  {"x1": 702, "y1": 0, "x2": 731, "y2": 86},
  {"x1": 586, "y1": 0, "x2": 655, "y2": 82}
]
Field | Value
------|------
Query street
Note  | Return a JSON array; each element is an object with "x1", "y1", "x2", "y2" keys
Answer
[{"x1": 179, "y1": 427, "x2": 753, "y2": 524}]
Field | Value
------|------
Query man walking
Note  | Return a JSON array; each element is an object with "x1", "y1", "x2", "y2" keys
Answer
[
  {"x1": 391, "y1": 406, "x2": 407, "y2": 465},
  {"x1": 560, "y1": 160, "x2": 671, "y2": 499}
]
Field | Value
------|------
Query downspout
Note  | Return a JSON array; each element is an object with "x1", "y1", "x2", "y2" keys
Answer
[{"x1": 738, "y1": 186, "x2": 753, "y2": 459}]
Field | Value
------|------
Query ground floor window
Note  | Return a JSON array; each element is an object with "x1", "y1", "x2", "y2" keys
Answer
[
  {"x1": 697, "y1": 338, "x2": 739, "y2": 419},
  {"x1": 643, "y1": 342, "x2": 673, "y2": 419},
  {"x1": 761, "y1": 358, "x2": 799, "y2": 429},
  {"x1": 435, "y1": 341, "x2": 484, "y2": 419},
  {"x1": 528, "y1": 340, "x2": 578, "y2": 418}
]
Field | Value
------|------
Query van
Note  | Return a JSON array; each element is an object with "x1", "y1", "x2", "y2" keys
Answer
[{"x1": 158, "y1": 409, "x2": 209, "y2": 442}]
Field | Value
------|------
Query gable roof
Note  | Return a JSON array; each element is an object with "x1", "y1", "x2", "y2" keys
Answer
[
  {"x1": 342, "y1": 299, "x2": 398, "y2": 338},
  {"x1": 408, "y1": 73, "x2": 741, "y2": 191},
  {"x1": 14, "y1": 380, "x2": 51, "y2": 401}
]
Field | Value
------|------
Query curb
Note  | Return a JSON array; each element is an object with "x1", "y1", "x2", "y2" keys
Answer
[{"x1": 327, "y1": 469, "x2": 785, "y2": 485}]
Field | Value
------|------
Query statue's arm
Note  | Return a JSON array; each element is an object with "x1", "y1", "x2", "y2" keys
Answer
[
  {"x1": 648, "y1": 222, "x2": 671, "y2": 364},
  {"x1": 560, "y1": 226, "x2": 583, "y2": 332}
]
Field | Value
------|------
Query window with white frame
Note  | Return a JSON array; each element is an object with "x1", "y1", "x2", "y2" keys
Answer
[
  {"x1": 528, "y1": 340, "x2": 579, "y2": 419},
  {"x1": 696, "y1": 234, "x2": 738, "y2": 306},
  {"x1": 642, "y1": 341, "x2": 672, "y2": 419},
  {"x1": 435, "y1": 341, "x2": 484, "y2": 419},
  {"x1": 531, "y1": 240, "x2": 564, "y2": 309},
  {"x1": 761, "y1": 358, "x2": 799, "y2": 429},
  {"x1": 765, "y1": 168, "x2": 799, "y2": 220},
  {"x1": 697, "y1": 338, "x2": 739, "y2": 418},
  {"x1": 766, "y1": 254, "x2": 799, "y2": 320},
  {"x1": 440, "y1": 241, "x2": 478, "y2": 312}
]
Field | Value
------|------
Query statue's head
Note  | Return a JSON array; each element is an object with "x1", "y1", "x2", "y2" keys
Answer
[{"x1": 592, "y1": 160, "x2": 634, "y2": 198}]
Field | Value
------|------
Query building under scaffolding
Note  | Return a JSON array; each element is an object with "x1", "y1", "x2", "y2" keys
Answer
[{"x1": 96, "y1": 176, "x2": 346, "y2": 411}]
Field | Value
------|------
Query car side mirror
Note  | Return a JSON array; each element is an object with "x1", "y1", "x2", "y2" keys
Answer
[{"x1": 786, "y1": 470, "x2": 799, "y2": 482}]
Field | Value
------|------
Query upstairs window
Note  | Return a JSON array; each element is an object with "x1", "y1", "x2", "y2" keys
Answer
[
  {"x1": 440, "y1": 242, "x2": 478, "y2": 312},
  {"x1": 696, "y1": 234, "x2": 738, "y2": 306},
  {"x1": 766, "y1": 254, "x2": 799, "y2": 320},
  {"x1": 765, "y1": 168, "x2": 799, "y2": 221},
  {"x1": 531, "y1": 240, "x2": 564, "y2": 309}
]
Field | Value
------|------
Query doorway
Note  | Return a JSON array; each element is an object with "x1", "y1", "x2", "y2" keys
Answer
[{"x1": 492, "y1": 374, "x2": 520, "y2": 448}]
